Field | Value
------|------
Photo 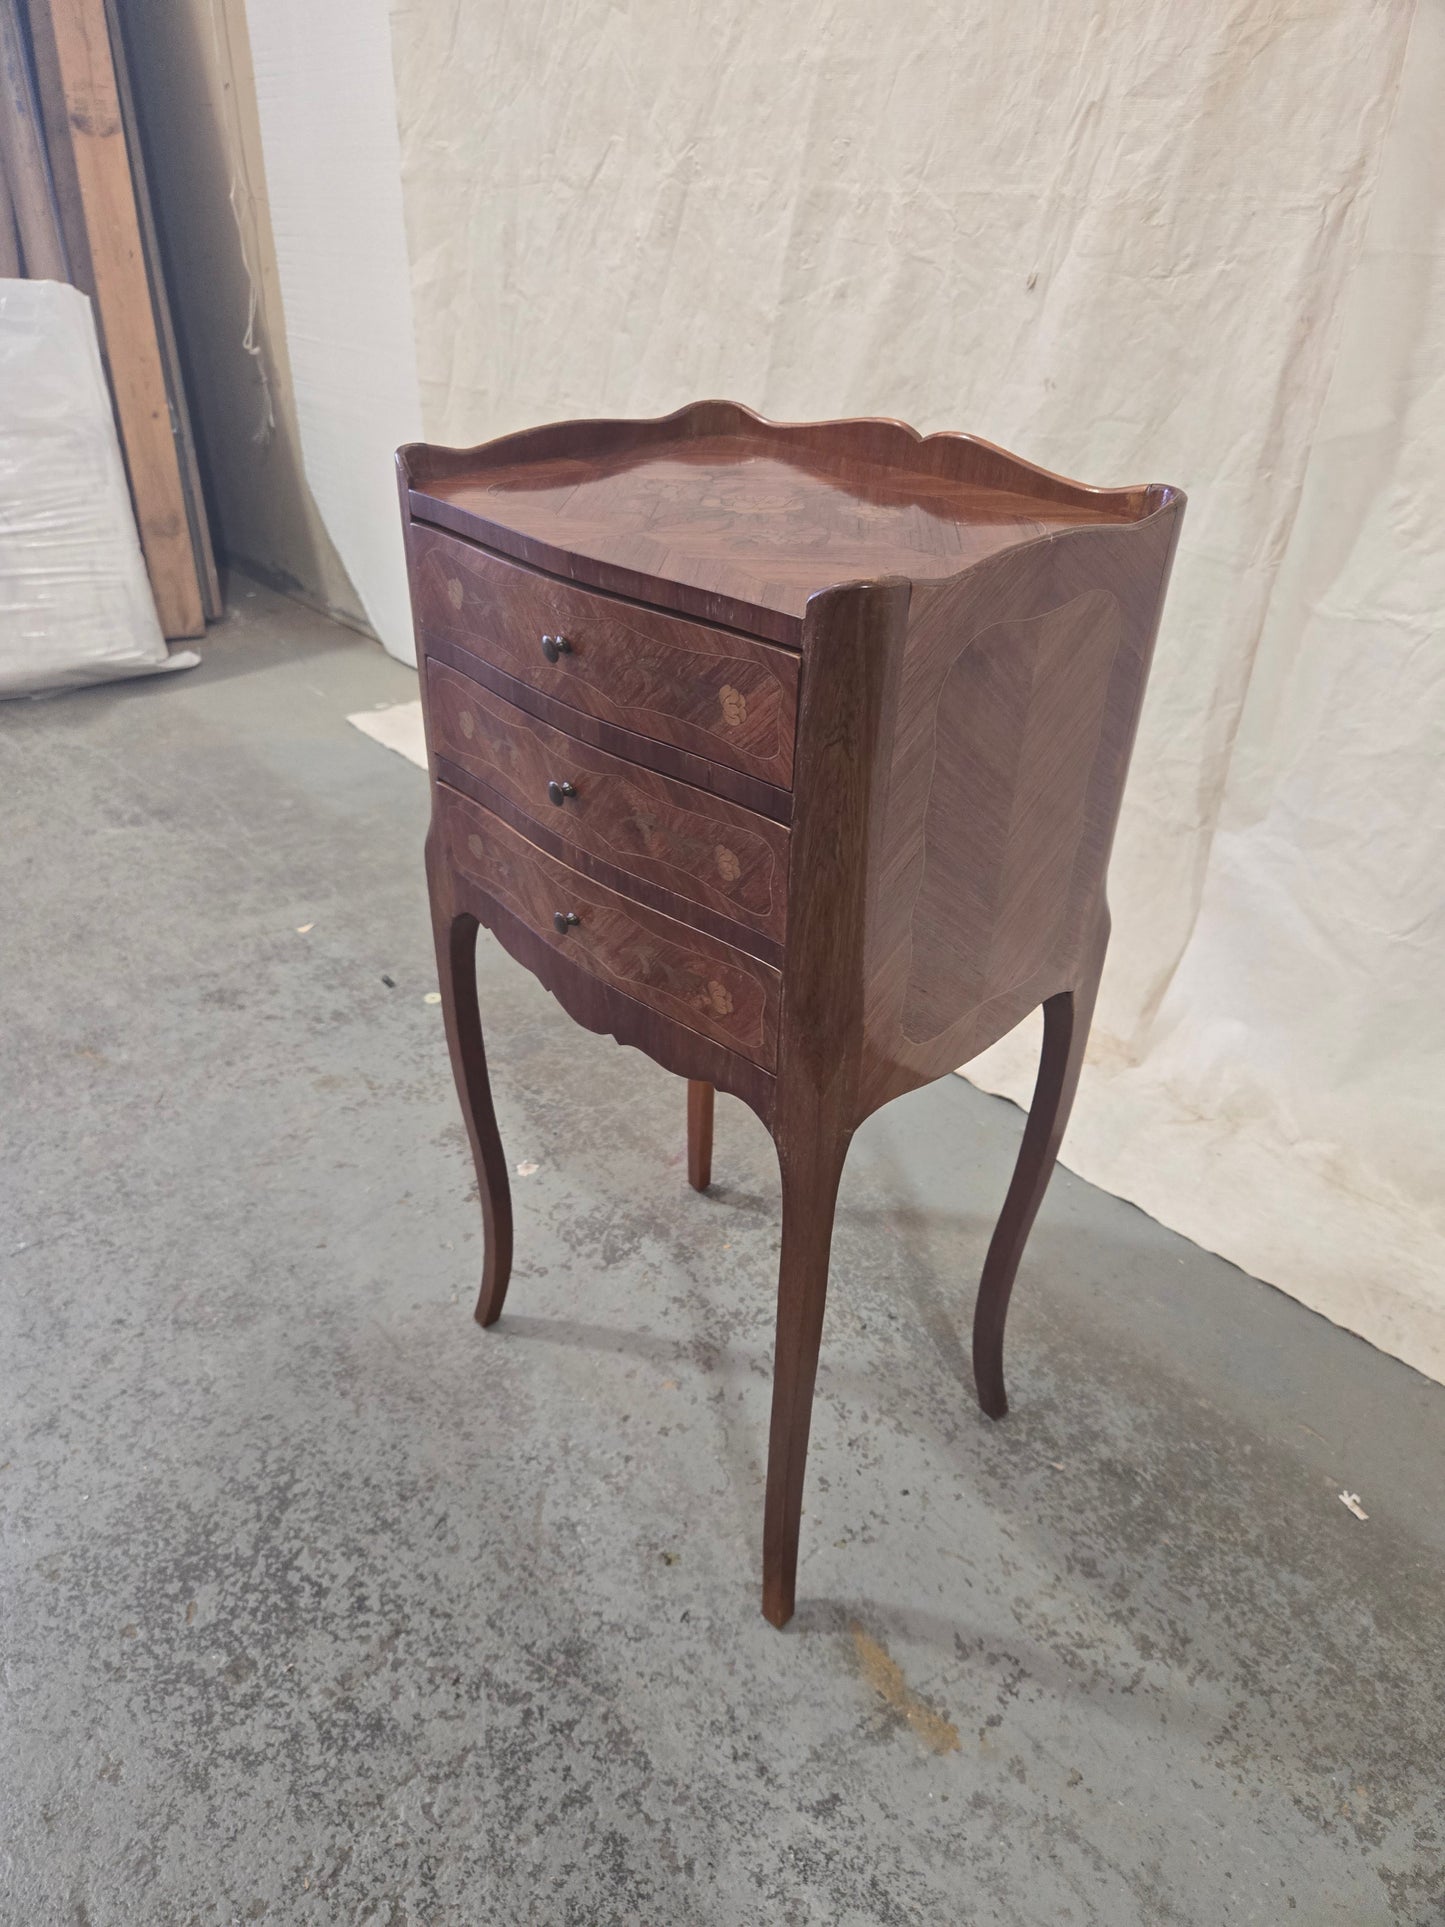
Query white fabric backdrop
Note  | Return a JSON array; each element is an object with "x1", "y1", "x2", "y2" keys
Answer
[
  {"x1": 244, "y1": 0, "x2": 421, "y2": 659},
  {"x1": 966, "y1": 0, "x2": 1445, "y2": 1381},
  {"x1": 248, "y1": 0, "x2": 1445, "y2": 1380}
]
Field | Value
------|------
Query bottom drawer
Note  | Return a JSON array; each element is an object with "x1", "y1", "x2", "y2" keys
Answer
[{"x1": 440, "y1": 787, "x2": 781, "y2": 1069}]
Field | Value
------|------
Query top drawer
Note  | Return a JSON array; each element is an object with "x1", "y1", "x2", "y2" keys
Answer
[{"x1": 407, "y1": 521, "x2": 799, "y2": 792}]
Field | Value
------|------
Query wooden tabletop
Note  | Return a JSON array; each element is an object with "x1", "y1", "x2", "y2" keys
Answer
[{"x1": 402, "y1": 402, "x2": 1172, "y2": 642}]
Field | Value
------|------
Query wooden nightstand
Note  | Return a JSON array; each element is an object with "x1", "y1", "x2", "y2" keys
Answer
[{"x1": 398, "y1": 402, "x2": 1183, "y2": 1626}]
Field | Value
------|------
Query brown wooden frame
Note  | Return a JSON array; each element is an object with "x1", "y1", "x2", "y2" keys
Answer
[{"x1": 26, "y1": 0, "x2": 211, "y2": 637}]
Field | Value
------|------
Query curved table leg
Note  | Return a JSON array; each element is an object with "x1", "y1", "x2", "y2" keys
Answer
[
  {"x1": 687, "y1": 1080, "x2": 714, "y2": 1192},
  {"x1": 762, "y1": 1125, "x2": 852, "y2": 1628},
  {"x1": 971, "y1": 924, "x2": 1107, "y2": 1420},
  {"x1": 427, "y1": 835, "x2": 513, "y2": 1328}
]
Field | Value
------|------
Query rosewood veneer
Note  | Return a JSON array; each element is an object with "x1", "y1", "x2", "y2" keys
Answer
[{"x1": 399, "y1": 401, "x2": 1184, "y2": 1627}]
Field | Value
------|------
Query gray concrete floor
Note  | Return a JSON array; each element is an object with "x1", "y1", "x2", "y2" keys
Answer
[{"x1": 3, "y1": 577, "x2": 1444, "y2": 1927}]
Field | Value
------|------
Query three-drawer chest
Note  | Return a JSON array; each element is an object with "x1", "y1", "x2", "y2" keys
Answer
[{"x1": 398, "y1": 401, "x2": 1183, "y2": 1626}]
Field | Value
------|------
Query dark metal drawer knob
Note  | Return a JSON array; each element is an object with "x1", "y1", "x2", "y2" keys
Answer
[
  {"x1": 553, "y1": 910, "x2": 581, "y2": 935},
  {"x1": 546, "y1": 779, "x2": 577, "y2": 807},
  {"x1": 540, "y1": 633, "x2": 572, "y2": 664}
]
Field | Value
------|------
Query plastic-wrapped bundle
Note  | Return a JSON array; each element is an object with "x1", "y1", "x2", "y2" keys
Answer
[{"x1": 0, "y1": 278, "x2": 197, "y2": 697}]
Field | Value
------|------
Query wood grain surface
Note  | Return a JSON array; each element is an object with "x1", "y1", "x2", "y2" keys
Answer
[
  {"x1": 412, "y1": 520, "x2": 798, "y2": 789},
  {"x1": 428, "y1": 658, "x2": 789, "y2": 944},
  {"x1": 404, "y1": 399, "x2": 1163, "y2": 643},
  {"x1": 859, "y1": 508, "x2": 1183, "y2": 1116},
  {"x1": 36, "y1": 0, "x2": 205, "y2": 638},
  {"x1": 687, "y1": 1080, "x2": 714, "y2": 1193},
  {"x1": 402, "y1": 403, "x2": 1185, "y2": 1628},
  {"x1": 439, "y1": 786, "x2": 781, "y2": 1069}
]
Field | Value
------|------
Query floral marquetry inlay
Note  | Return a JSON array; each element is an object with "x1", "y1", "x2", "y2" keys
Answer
[
  {"x1": 449, "y1": 794, "x2": 779, "y2": 1068},
  {"x1": 424, "y1": 658, "x2": 789, "y2": 944},
  {"x1": 411, "y1": 527, "x2": 799, "y2": 791}
]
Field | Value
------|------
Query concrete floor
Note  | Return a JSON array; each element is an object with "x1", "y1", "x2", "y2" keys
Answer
[{"x1": 3, "y1": 578, "x2": 1444, "y2": 1927}]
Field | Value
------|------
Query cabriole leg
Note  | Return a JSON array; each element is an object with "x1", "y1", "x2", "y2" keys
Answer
[
  {"x1": 971, "y1": 931, "x2": 1106, "y2": 1419},
  {"x1": 427, "y1": 834, "x2": 513, "y2": 1328},
  {"x1": 761, "y1": 1127, "x2": 852, "y2": 1628}
]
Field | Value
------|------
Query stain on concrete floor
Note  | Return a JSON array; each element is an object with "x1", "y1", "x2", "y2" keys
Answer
[{"x1": 2, "y1": 581, "x2": 1443, "y2": 1925}]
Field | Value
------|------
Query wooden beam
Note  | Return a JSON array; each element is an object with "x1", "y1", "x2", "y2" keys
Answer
[
  {"x1": 23, "y1": 0, "x2": 90, "y2": 290},
  {"x1": 0, "y1": 0, "x2": 66, "y2": 278},
  {"x1": 30, "y1": 0, "x2": 204, "y2": 638},
  {"x1": 0, "y1": 149, "x2": 25, "y2": 274},
  {"x1": 105, "y1": 0, "x2": 221, "y2": 619}
]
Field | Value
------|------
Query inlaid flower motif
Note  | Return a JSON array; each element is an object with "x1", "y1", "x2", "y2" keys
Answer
[
  {"x1": 704, "y1": 979, "x2": 735, "y2": 1016},
  {"x1": 446, "y1": 577, "x2": 464, "y2": 610},
  {"x1": 714, "y1": 845, "x2": 741, "y2": 883},
  {"x1": 459, "y1": 709, "x2": 475, "y2": 738},
  {"x1": 718, "y1": 684, "x2": 747, "y2": 728}
]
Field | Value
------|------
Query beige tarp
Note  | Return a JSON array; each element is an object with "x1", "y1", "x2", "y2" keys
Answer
[{"x1": 248, "y1": 0, "x2": 1445, "y2": 1380}]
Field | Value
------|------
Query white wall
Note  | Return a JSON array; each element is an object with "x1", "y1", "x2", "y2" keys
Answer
[
  {"x1": 244, "y1": 0, "x2": 421, "y2": 659},
  {"x1": 122, "y1": 0, "x2": 366, "y2": 627}
]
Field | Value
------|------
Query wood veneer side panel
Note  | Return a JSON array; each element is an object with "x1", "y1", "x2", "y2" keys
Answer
[
  {"x1": 759, "y1": 575, "x2": 909, "y2": 1627},
  {"x1": 428, "y1": 662, "x2": 791, "y2": 945},
  {"x1": 858, "y1": 503, "x2": 1184, "y2": 1116}
]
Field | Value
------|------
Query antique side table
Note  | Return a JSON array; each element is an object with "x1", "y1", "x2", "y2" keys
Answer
[{"x1": 398, "y1": 402, "x2": 1183, "y2": 1627}]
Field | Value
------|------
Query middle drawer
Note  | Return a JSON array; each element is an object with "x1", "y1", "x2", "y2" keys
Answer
[{"x1": 428, "y1": 658, "x2": 790, "y2": 945}]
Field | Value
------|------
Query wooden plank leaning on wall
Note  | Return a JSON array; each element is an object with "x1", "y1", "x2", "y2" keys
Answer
[
  {"x1": 0, "y1": 160, "x2": 20, "y2": 274},
  {"x1": 105, "y1": 0, "x2": 221, "y2": 621},
  {"x1": 26, "y1": 0, "x2": 207, "y2": 638},
  {"x1": 0, "y1": 0, "x2": 66, "y2": 277}
]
